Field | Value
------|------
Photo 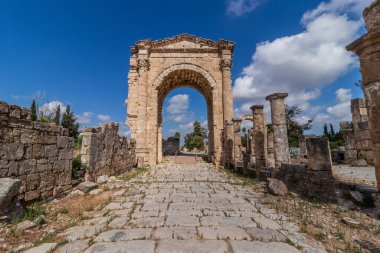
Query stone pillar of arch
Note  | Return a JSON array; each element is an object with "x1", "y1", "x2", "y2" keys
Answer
[{"x1": 347, "y1": 0, "x2": 380, "y2": 190}]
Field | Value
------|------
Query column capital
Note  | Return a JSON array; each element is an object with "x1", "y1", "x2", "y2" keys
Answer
[
  {"x1": 220, "y1": 59, "x2": 232, "y2": 70},
  {"x1": 265, "y1": 93, "x2": 288, "y2": 101},
  {"x1": 138, "y1": 59, "x2": 150, "y2": 70},
  {"x1": 250, "y1": 105, "x2": 264, "y2": 112}
]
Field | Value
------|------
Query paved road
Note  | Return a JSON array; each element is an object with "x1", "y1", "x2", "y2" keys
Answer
[{"x1": 27, "y1": 162, "x2": 326, "y2": 253}]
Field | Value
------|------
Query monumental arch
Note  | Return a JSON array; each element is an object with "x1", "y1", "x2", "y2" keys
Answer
[{"x1": 126, "y1": 34, "x2": 235, "y2": 166}]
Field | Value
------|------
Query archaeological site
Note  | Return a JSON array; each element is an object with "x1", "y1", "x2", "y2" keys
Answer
[{"x1": 1, "y1": 0, "x2": 380, "y2": 252}]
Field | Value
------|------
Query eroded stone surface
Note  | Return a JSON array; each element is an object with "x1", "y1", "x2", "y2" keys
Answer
[{"x1": 51, "y1": 162, "x2": 325, "y2": 252}]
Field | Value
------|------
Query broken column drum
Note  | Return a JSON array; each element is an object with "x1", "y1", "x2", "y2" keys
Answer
[{"x1": 251, "y1": 105, "x2": 267, "y2": 177}]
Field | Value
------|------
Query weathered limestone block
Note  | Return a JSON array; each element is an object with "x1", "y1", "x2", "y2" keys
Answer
[
  {"x1": 0, "y1": 178, "x2": 20, "y2": 212},
  {"x1": 364, "y1": 0, "x2": 380, "y2": 32},
  {"x1": 306, "y1": 137, "x2": 332, "y2": 172}
]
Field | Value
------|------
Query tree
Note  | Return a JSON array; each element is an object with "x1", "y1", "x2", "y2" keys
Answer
[
  {"x1": 286, "y1": 105, "x2": 312, "y2": 147},
  {"x1": 323, "y1": 123, "x2": 329, "y2": 139},
  {"x1": 329, "y1": 124, "x2": 335, "y2": 138},
  {"x1": 242, "y1": 127, "x2": 246, "y2": 134},
  {"x1": 53, "y1": 105, "x2": 61, "y2": 126},
  {"x1": 61, "y1": 105, "x2": 79, "y2": 138},
  {"x1": 184, "y1": 121, "x2": 205, "y2": 151},
  {"x1": 31, "y1": 100, "x2": 38, "y2": 121}
]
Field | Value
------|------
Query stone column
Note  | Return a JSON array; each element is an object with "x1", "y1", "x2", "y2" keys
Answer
[
  {"x1": 221, "y1": 57, "x2": 233, "y2": 123},
  {"x1": 232, "y1": 119, "x2": 243, "y2": 165},
  {"x1": 267, "y1": 131, "x2": 275, "y2": 168},
  {"x1": 347, "y1": 0, "x2": 380, "y2": 190},
  {"x1": 223, "y1": 120, "x2": 234, "y2": 167},
  {"x1": 251, "y1": 105, "x2": 267, "y2": 177},
  {"x1": 266, "y1": 93, "x2": 290, "y2": 169},
  {"x1": 340, "y1": 122, "x2": 356, "y2": 164}
]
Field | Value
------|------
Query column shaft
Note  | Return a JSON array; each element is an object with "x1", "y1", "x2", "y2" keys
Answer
[{"x1": 266, "y1": 93, "x2": 290, "y2": 169}]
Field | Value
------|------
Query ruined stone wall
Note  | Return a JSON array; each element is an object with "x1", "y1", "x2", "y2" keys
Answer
[
  {"x1": 340, "y1": 122, "x2": 357, "y2": 163},
  {"x1": 162, "y1": 137, "x2": 180, "y2": 156},
  {"x1": 277, "y1": 137, "x2": 336, "y2": 200},
  {"x1": 351, "y1": 99, "x2": 374, "y2": 165},
  {"x1": 81, "y1": 122, "x2": 135, "y2": 181},
  {"x1": 0, "y1": 101, "x2": 73, "y2": 202}
]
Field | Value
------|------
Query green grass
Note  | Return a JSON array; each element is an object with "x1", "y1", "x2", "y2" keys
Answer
[
  {"x1": 118, "y1": 166, "x2": 150, "y2": 181},
  {"x1": 220, "y1": 166, "x2": 259, "y2": 185},
  {"x1": 24, "y1": 203, "x2": 46, "y2": 221}
]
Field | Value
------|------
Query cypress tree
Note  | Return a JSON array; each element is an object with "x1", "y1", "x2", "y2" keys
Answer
[
  {"x1": 61, "y1": 105, "x2": 79, "y2": 138},
  {"x1": 31, "y1": 100, "x2": 37, "y2": 121},
  {"x1": 323, "y1": 123, "x2": 329, "y2": 139},
  {"x1": 53, "y1": 105, "x2": 61, "y2": 126},
  {"x1": 329, "y1": 124, "x2": 335, "y2": 140}
]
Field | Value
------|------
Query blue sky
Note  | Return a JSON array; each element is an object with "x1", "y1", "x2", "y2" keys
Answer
[{"x1": 0, "y1": 0, "x2": 370, "y2": 139}]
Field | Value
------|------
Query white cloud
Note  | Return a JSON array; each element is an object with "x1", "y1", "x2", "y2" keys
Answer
[
  {"x1": 335, "y1": 88, "x2": 353, "y2": 103},
  {"x1": 312, "y1": 88, "x2": 353, "y2": 131},
  {"x1": 302, "y1": 0, "x2": 372, "y2": 24},
  {"x1": 39, "y1": 101, "x2": 66, "y2": 118},
  {"x1": 233, "y1": 0, "x2": 366, "y2": 133},
  {"x1": 167, "y1": 94, "x2": 189, "y2": 114},
  {"x1": 119, "y1": 125, "x2": 131, "y2": 138},
  {"x1": 77, "y1": 111, "x2": 94, "y2": 124},
  {"x1": 97, "y1": 114, "x2": 111, "y2": 122},
  {"x1": 179, "y1": 122, "x2": 194, "y2": 133},
  {"x1": 168, "y1": 114, "x2": 187, "y2": 123},
  {"x1": 226, "y1": 0, "x2": 263, "y2": 16}
]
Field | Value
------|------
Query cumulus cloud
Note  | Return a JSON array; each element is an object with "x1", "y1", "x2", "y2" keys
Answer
[
  {"x1": 233, "y1": 0, "x2": 366, "y2": 132},
  {"x1": 167, "y1": 94, "x2": 189, "y2": 114},
  {"x1": 169, "y1": 114, "x2": 187, "y2": 123},
  {"x1": 313, "y1": 88, "x2": 353, "y2": 130},
  {"x1": 97, "y1": 114, "x2": 111, "y2": 122},
  {"x1": 77, "y1": 112, "x2": 94, "y2": 124},
  {"x1": 39, "y1": 101, "x2": 66, "y2": 118},
  {"x1": 226, "y1": 0, "x2": 264, "y2": 16}
]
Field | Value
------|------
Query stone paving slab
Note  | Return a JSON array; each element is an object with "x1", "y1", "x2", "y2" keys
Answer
[{"x1": 26, "y1": 162, "x2": 326, "y2": 253}]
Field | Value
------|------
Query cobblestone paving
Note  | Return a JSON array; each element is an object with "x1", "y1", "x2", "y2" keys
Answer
[{"x1": 31, "y1": 162, "x2": 327, "y2": 253}]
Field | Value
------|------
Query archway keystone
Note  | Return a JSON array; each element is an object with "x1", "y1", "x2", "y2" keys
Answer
[{"x1": 126, "y1": 34, "x2": 235, "y2": 166}]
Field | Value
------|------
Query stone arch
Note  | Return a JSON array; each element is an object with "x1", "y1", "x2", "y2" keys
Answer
[
  {"x1": 126, "y1": 34, "x2": 235, "y2": 166},
  {"x1": 152, "y1": 63, "x2": 217, "y2": 90},
  {"x1": 155, "y1": 68, "x2": 215, "y2": 163}
]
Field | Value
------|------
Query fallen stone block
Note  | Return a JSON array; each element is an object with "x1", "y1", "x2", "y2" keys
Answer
[
  {"x1": 96, "y1": 175, "x2": 109, "y2": 184},
  {"x1": 77, "y1": 182, "x2": 98, "y2": 193},
  {"x1": 267, "y1": 178, "x2": 288, "y2": 196},
  {"x1": 0, "y1": 178, "x2": 21, "y2": 212}
]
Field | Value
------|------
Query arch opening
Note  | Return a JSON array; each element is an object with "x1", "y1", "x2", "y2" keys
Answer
[{"x1": 156, "y1": 69, "x2": 215, "y2": 163}]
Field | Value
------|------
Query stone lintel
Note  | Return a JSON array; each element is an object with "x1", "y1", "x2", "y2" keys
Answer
[{"x1": 265, "y1": 93, "x2": 288, "y2": 101}]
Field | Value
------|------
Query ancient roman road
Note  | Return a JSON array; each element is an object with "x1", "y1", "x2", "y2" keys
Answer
[{"x1": 32, "y1": 162, "x2": 326, "y2": 253}]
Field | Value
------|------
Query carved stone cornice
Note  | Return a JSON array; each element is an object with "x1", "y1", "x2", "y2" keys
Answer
[{"x1": 131, "y1": 34, "x2": 235, "y2": 54}]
